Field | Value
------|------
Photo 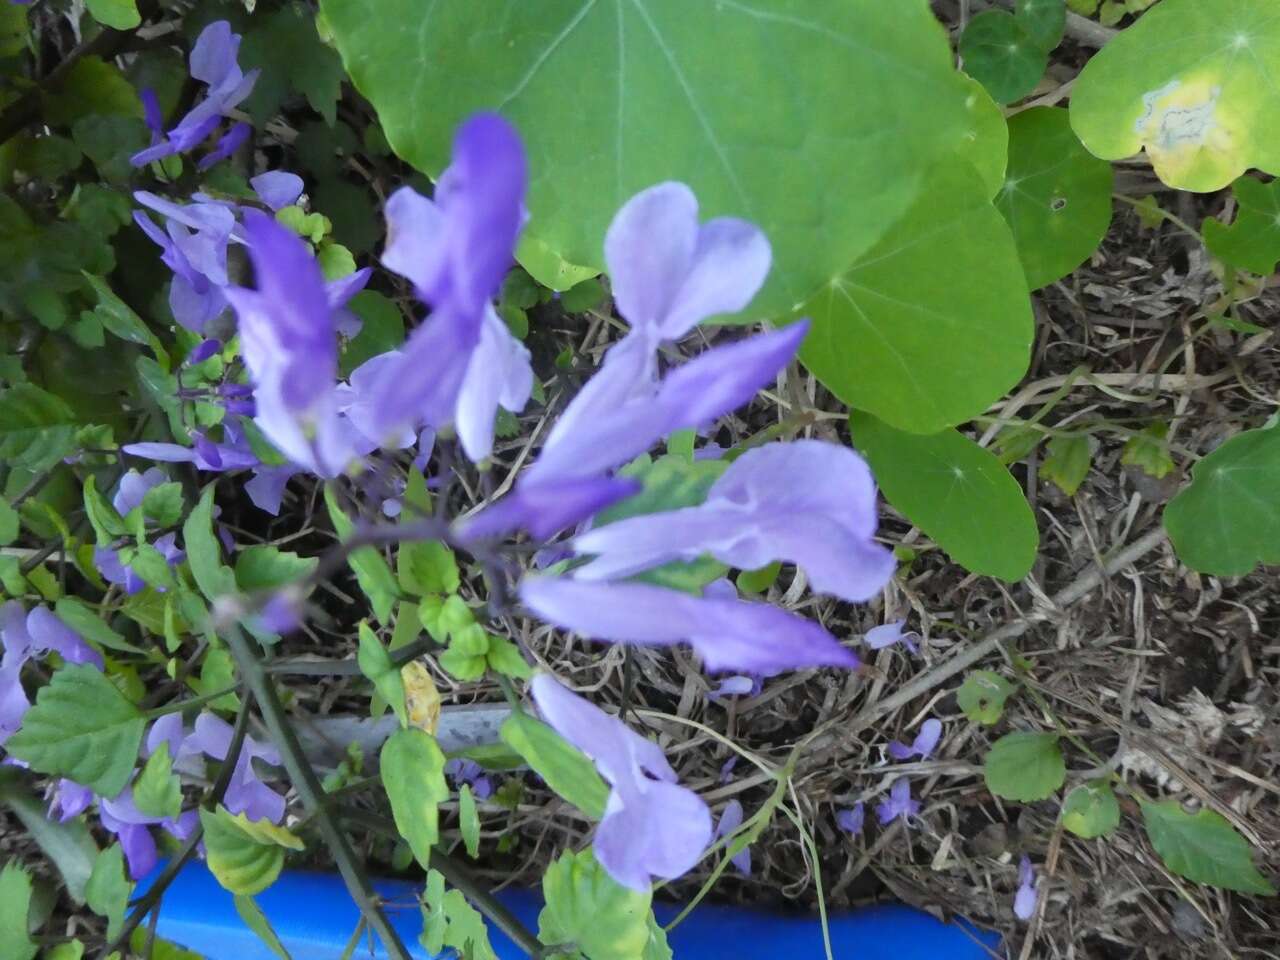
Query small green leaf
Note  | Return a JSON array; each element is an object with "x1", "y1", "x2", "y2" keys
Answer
[
  {"x1": 184, "y1": 485, "x2": 237, "y2": 602},
  {"x1": 380, "y1": 728, "x2": 449, "y2": 869},
  {"x1": 736, "y1": 562, "x2": 782, "y2": 596},
  {"x1": 339, "y1": 291, "x2": 404, "y2": 377},
  {"x1": 81, "y1": 273, "x2": 166, "y2": 365},
  {"x1": 234, "y1": 546, "x2": 317, "y2": 593},
  {"x1": 85, "y1": 0, "x2": 140, "y2": 30},
  {"x1": 0, "y1": 862, "x2": 37, "y2": 960},
  {"x1": 957, "y1": 670, "x2": 1018, "y2": 725},
  {"x1": 0, "y1": 497, "x2": 19, "y2": 547},
  {"x1": 1121, "y1": 423, "x2": 1175, "y2": 479},
  {"x1": 5, "y1": 664, "x2": 146, "y2": 797},
  {"x1": 233, "y1": 895, "x2": 294, "y2": 960},
  {"x1": 358, "y1": 622, "x2": 408, "y2": 728},
  {"x1": 1164, "y1": 422, "x2": 1280, "y2": 575},
  {"x1": 397, "y1": 540, "x2": 460, "y2": 597},
  {"x1": 1202, "y1": 176, "x2": 1280, "y2": 275},
  {"x1": 851, "y1": 414, "x2": 1039, "y2": 581},
  {"x1": 458, "y1": 784, "x2": 480, "y2": 859},
  {"x1": 133, "y1": 742, "x2": 183, "y2": 821},
  {"x1": 984, "y1": 731, "x2": 1066, "y2": 802},
  {"x1": 54, "y1": 597, "x2": 141, "y2": 655},
  {"x1": 960, "y1": 11, "x2": 1048, "y2": 105},
  {"x1": 317, "y1": 243, "x2": 356, "y2": 281},
  {"x1": 85, "y1": 845, "x2": 132, "y2": 942},
  {"x1": 325, "y1": 485, "x2": 398, "y2": 623},
  {"x1": 1062, "y1": 781, "x2": 1121, "y2": 838},
  {"x1": 140, "y1": 482, "x2": 185, "y2": 527},
  {"x1": 1041, "y1": 434, "x2": 1093, "y2": 496},
  {"x1": 83, "y1": 475, "x2": 126, "y2": 545},
  {"x1": 559, "y1": 276, "x2": 606, "y2": 314},
  {"x1": 420, "y1": 870, "x2": 499, "y2": 960},
  {"x1": 1141, "y1": 800, "x2": 1275, "y2": 894},
  {"x1": 485, "y1": 635, "x2": 532, "y2": 680},
  {"x1": 538, "y1": 848, "x2": 656, "y2": 960},
  {"x1": 500, "y1": 712, "x2": 608, "y2": 820},
  {"x1": 200, "y1": 807, "x2": 303, "y2": 897}
]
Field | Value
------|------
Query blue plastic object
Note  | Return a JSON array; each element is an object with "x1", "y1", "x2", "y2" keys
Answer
[{"x1": 138, "y1": 863, "x2": 1000, "y2": 959}]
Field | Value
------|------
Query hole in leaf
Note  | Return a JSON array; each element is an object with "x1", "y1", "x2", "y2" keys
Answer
[{"x1": 1050, "y1": 196, "x2": 1067, "y2": 211}]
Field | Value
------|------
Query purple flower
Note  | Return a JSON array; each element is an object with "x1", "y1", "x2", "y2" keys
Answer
[
  {"x1": 718, "y1": 756, "x2": 738, "y2": 785},
  {"x1": 188, "y1": 338, "x2": 223, "y2": 365},
  {"x1": 48, "y1": 779, "x2": 94, "y2": 822},
  {"x1": 713, "y1": 799, "x2": 752, "y2": 876},
  {"x1": 836, "y1": 802, "x2": 865, "y2": 837},
  {"x1": 162, "y1": 712, "x2": 285, "y2": 823},
  {"x1": 2, "y1": 604, "x2": 100, "y2": 745},
  {"x1": 530, "y1": 674, "x2": 711, "y2": 892},
  {"x1": 887, "y1": 718, "x2": 942, "y2": 761},
  {"x1": 98, "y1": 788, "x2": 200, "y2": 880},
  {"x1": 371, "y1": 114, "x2": 528, "y2": 447},
  {"x1": 875, "y1": 778, "x2": 921, "y2": 826},
  {"x1": 133, "y1": 192, "x2": 237, "y2": 333},
  {"x1": 140, "y1": 88, "x2": 164, "y2": 142},
  {"x1": 1014, "y1": 855, "x2": 1039, "y2": 920},
  {"x1": 572, "y1": 440, "x2": 895, "y2": 604},
  {"x1": 111, "y1": 467, "x2": 166, "y2": 517},
  {"x1": 243, "y1": 465, "x2": 300, "y2": 517},
  {"x1": 444, "y1": 758, "x2": 493, "y2": 801},
  {"x1": 333, "y1": 352, "x2": 418, "y2": 452},
  {"x1": 225, "y1": 210, "x2": 367, "y2": 477},
  {"x1": 131, "y1": 22, "x2": 259, "y2": 168},
  {"x1": 251, "y1": 171, "x2": 304, "y2": 212},
  {"x1": 520, "y1": 577, "x2": 858, "y2": 675},
  {"x1": 197, "y1": 121, "x2": 251, "y2": 171},
  {"x1": 709, "y1": 675, "x2": 760, "y2": 701},
  {"x1": 865, "y1": 620, "x2": 919, "y2": 655},
  {"x1": 458, "y1": 475, "x2": 641, "y2": 543}
]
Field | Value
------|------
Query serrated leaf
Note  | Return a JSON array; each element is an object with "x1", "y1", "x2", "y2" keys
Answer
[
  {"x1": 200, "y1": 806, "x2": 303, "y2": 897},
  {"x1": 1164, "y1": 422, "x2": 1280, "y2": 575},
  {"x1": 81, "y1": 273, "x2": 166, "y2": 366},
  {"x1": 500, "y1": 712, "x2": 608, "y2": 820},
  {"x1": 1041, "y1": 434, "x2": 1093, "y2": 496},
  {"x1": 1202, "y1": 176, "x2": 1280, "y2": 274},
  {"x1": 0, "y1": 862, "x2": 37, "y2": 960},
  {"x1": 0, "y1": 384, "x2": 80, "y2": 472},
  {"x1": 421, "y1": 870, "x2": 499, "y2": 960},
  {"x1": 1121, "y1": 423, "x2": 1175, "y2": 479},
  {"x1": 984, "y1": 731, "x2": 1066, "y2": 802},
  {"x1": 1070, "y1": 0, "x2": 1280, "y2": 191},
  {"x1": 485, "y1": 635, "x2": 532, "y2": 680},
  {"x1": 957, "y1": 670, "x2": 1018, "y2": 725},
  {"x1": 358, "y1": 622, "x2": 408, "y2": 728},
  {"x1": 85, "y1": 844, "x2": 132, "y2": 941},
  {"x1": 458, "y1": 784, "x2": 480, "y2": 859},
  {"x1": 538, "y1": 848, "x2": 655, "y2": 960},
  {"x1": 53, "y1": 598, "x2": 141, "y2": 655},
  {"x1": 961, "y1": 11, "x2": 1048, "y2": 104},
  {"x1": 996, "y1": 107, "x2": 1114, "y2": 290},
  {"x1": 5, "y1": 664, "x2": 145, "y2": 797},
  {"x1": 380, "y1": 728, "x2": 449, "y2": 869},
  {"x1": 184, "y1": 484, "x2": 237, "y2": 602},
  {"x1": 133, "y1": 742, "x2": 182, "y2": 820},
  {"x1": 1141, "y1": 800, "x2": 1275, "y2": 894},
  {"x1": 397, "y1": 540, "x2": 460, "y2": 597},
  {"x1": 851, "y1": 413, "x2": 1039, "y2": 581},
  {"x1": 802, "y1": 162, "x2": 1032, "y2": 434},
  {"x1": 233, "y1": 895, "x2": 294, "y2": 960},
  {"x1": 140, "y1": 482, "x2": 184, "y2": 527},
  {"x1": 325, "y1": 485, "x2": 398, "y2": 623},
  {"x1": 1062, "y1": 780, "x2": 1121, "y2": 838}
]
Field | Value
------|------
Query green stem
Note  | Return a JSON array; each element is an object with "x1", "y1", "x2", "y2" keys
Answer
[
  {"x1": 221, "y1": 623, "x2": 415, "y2": 960},
  {"x1": 142, "y1": 684, "x2": 239, "y2": 719}
]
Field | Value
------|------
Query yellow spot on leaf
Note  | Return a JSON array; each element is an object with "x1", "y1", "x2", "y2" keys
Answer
[{"x1": 402, "y1": 661, "x2": 441, "y2": 735}]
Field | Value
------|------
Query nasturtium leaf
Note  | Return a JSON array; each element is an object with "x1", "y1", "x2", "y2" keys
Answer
[
  {"x1": 85, "y1": 845, "x2": 131, "y2": 941},
  {"x1": 200, "y1": 807, "x2": 304, "y2": 897},
  {"x1": 323, "y1": 0, "x2": 1004, "y2": 319},
  {"x1": 957, "y1": 670, "x2": 1018, "y2": 725},
  {"x1": 458, "y1": 784, "x2": 480, "y2": 859},
  {"x1": 1202, "y1": 176, "x2": 1280, "y2": 274},
  {"x1": 85, "y1": 0, "x2": 140, "y2": 30},
  {"x1": 539, "y1": 849, "x2": 657, "y2": 960},
  {"x1": 850, "y1": 413, "x2": 1039, "y2": 581},
  {"x1": 1141, "y1": 800, "x2": 1275, "y2": 894},
  {"x1": 500, "y1": 711, "x2": 608, "y2": 820},
  {"x1": 955, "y1": 76, "x2": 1011, "y2": 198},
  {"x1": 802, "y1": 163, "x2": 1033, "y2": 434},
  {"x1": 1062, "y1": 781, "x2": 1121, "y2": 838},
  {"x1": 5, "y1": 664, "x2": 146, "y2": 798},
  {"x1": 1164, "y1": 422, "x2": 1280, "y2": 575},
  {"x1": 233, "y1": 895, "x2": 294, "y2": 960},
  {"x1": 0, "y1": 862, "x2": 37, "y2": 960},
  {"x1": 1041, "y1": 434, "x2": 1093, "y2": 496},
  {"x1": 380, "y1": 728, "x2": 450, "y2": 869},
  {"x1": 996, "y1": 107, "x2": 1114, "y2": 289},
  {"x1": 1015, "y1": 0, "x2": 1067, "y2": 50},
  {"x1": 357, "y1": 621, "x2": 408, "y2": 728},
  {"x1": 961, "y1": 11, "x2": 1049, "y2": 105},
  {"x1": 560, "y1": 276, "x2": 607, "y2": 314},
  {"x1": 1070, "y1": 0, "x2": 1280, "y2": 192},
  {"x1": 0, "y1": 384, "x2": 81, "y2": 473},
  {"x1": 984, "y1": 731, "x2": 1066, "y2": 802},
  {"x1": 133, "y1": 742, "x2": 183, "y2": 821},
  {"x1": 184, "y1": 485, "x2": 237, "y2": 601},
  {"x1": 339, "y1": 291, "x2": 404, "y2": 377}
]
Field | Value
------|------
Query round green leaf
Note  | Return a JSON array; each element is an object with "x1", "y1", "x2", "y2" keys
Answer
[
  {"x1": 1015, "y1": 0, "x2": 1067, "y2": 50},
  {"x1": 5, "y1": 664, "x2": 146, "y2": 798},
  {"x1": 322, "y1": 0, "x2": 1004, "y2": 319},
  {"x1": 1141, "y1": 799, "x2": 1275, "y2": 895},
  {"x1": 1202, "y1": 175, "x2": 1280, "y2": 274},
  {"x1": 1062, "y1": 780, "x2": 1121, "y2": 838},
  {"x1": 957, "y1": 670, "x2": 1018, "y2": 725},
  {"x1": 850, "y1": 413, "x2": 1039, "y2": 581},
  {"x1": 380, "y1": 728, "x2": 450, "y2": 870},
  {"x1": 802, "y1": 163, "x2": 1032, "y2": 433},
  {"x1": 984, "y1": 731, "x2": 1066, "y2": 802},
  {"x1": 538, "y1": 849, "x2": 656, "y2": 960},
  {"x1": 996, "y1": 107, "x2": 1114, "y2": 290},
  {"x1": 955, "y1": 76, "x2": 1011, "y2": 198},
  {"x1": 1070, "y1": 0, "x2": 1280, "y2": 191},
  {"x1": 1164, "y1": 422, "x2": 1280, "y2": 575},
  {"x1": 85, "y1": 0, "x2": 140, "y2": 30},
  {"x1": 960, "y1": 10, "x2": 1048, "y2": 105},
  {"x1": 199, "y1": 807, "x2": 303, "y2": 897}
]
